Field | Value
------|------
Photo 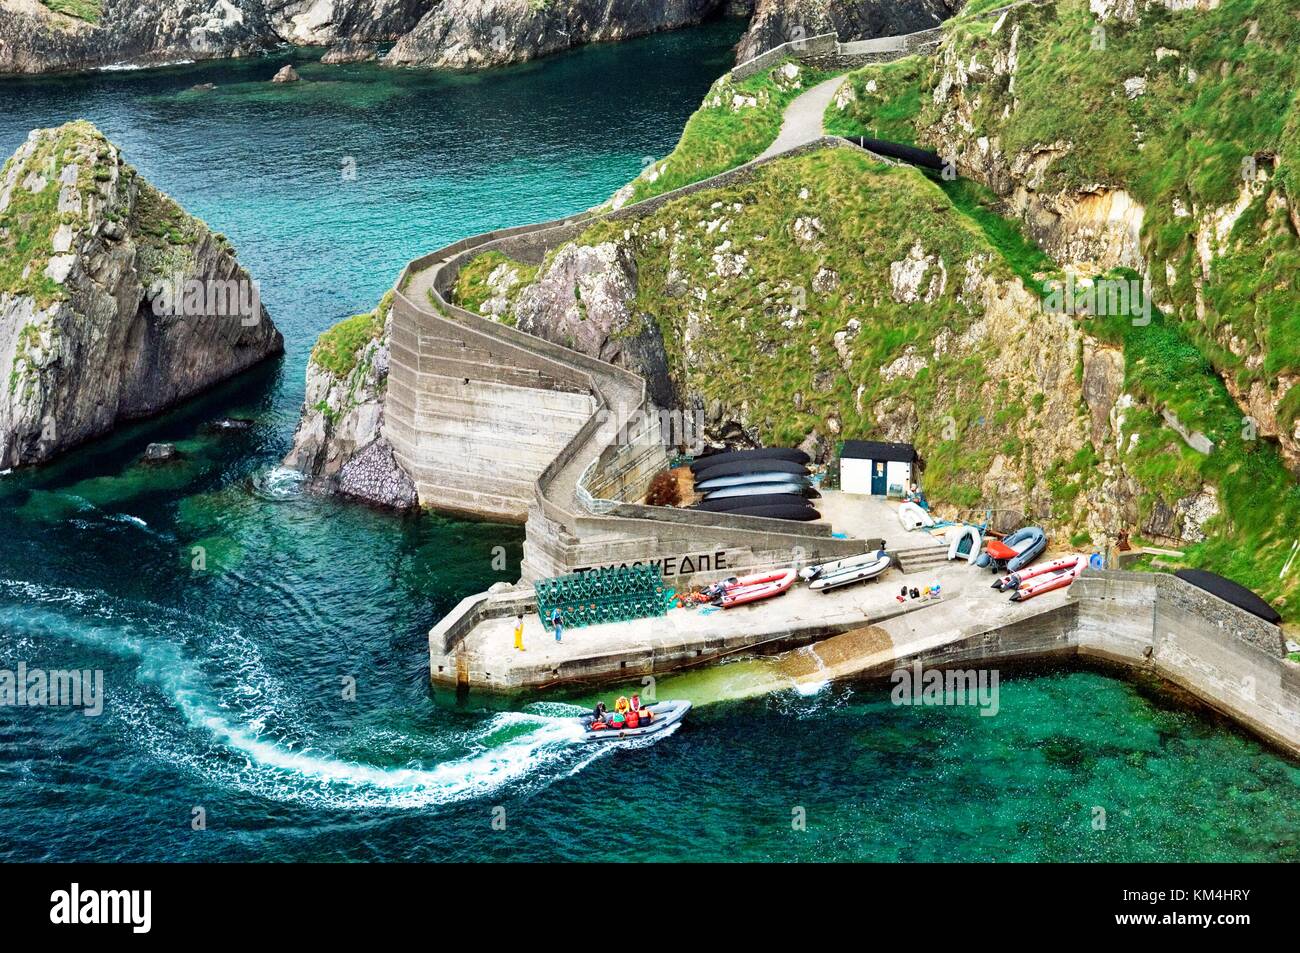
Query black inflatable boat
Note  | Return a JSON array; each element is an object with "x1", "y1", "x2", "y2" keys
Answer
[
  {"x1": 692, "y1": 492, "x2": 813, "y2": 512},
  {"x1": 691, "y1": 457, "x2": 809, "y2": 482},
  {"x1": 689, "y1": 447, "x2": 810, "y2": 472}
]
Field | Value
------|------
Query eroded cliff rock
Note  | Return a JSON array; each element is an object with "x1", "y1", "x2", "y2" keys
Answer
[
  {"x1": 914, "y1": 0, "x2": 1300, "y2": 470},
  {"x1": 735, "y1": 0, "x2": 957, "y2": 64},
  {"x1": 0, "y1": 121, "x2": 283, "y2": 468},
  {"x1": 0, "y1": 0, "x2": 272, "y2": 74},
  {"x1": 512, "y1": 242, "x2": 679, "y2": 409},
  {"x1": 282, "y1": 290, "x2": 417, "y2": 509},
  {"x1": 385, "y1": 0, "x2": 724, "y2": 70}
]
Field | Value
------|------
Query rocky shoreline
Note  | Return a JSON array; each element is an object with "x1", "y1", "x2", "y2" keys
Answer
[{"x1": 0, "y1": 0, "x2": 960, "y2": 76}]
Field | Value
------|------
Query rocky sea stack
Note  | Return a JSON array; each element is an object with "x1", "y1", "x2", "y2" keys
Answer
[{"x1": 0, "y1": 121, "x2": 283, "y2": 469}]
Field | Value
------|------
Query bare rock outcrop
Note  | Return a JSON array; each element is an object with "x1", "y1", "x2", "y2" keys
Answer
[
  {"x1": 735, "y1": 0, "x2": 958, "y2": 63},
  {"x1": 0, "y1": 121, "x2": 284, "y2": 469},
  {"x1": 512, "y1": 241, "x2": 679, "y2": 409},
  {"x1": 385, "y1": 0, "x2": 723, "y2": 70},
  {"x1": 0, "y1": 0, "x2": 434, "y2": 75},
  {"x1": 282, "y1": 291, "x2": 418, "y2": 509}
]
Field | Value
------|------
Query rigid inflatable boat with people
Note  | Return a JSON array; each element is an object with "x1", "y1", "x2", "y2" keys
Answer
[{"x1": 580, "y1": 698, "x2": 692, "y2": 741}]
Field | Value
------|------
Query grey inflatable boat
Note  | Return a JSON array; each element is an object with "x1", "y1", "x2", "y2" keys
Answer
[{"x1": 576, "y1": 700, "x2": 692, "y2": 741}]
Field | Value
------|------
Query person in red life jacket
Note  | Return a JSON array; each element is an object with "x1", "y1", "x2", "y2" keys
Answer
[
  {"x1": 625, "y1": 707, "x2": 640, "y2": 729},
  {"x1": 631, "y1": 692, "x2": 652, "y2": 724}
]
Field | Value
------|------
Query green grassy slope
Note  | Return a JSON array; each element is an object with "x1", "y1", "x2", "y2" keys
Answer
[
  {"x1": 825, "y1": 0, "x2": 1300, "y2": 616},
  {"x1": 624, "y1": 59, "x2": 835, "y2": 204}
]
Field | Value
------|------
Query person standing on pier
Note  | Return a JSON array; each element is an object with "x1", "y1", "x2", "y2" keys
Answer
[
  {"x1": 550, "y1": 607, "x2": 563, "y2": 643},
  {"x1": 513, "y1": 613, "x2": 525, "y2": 652}
]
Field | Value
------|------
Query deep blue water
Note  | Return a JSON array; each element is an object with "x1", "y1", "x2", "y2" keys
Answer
[{"x1": 0, "y1": 26, "x2": 1297, "y2": 862}]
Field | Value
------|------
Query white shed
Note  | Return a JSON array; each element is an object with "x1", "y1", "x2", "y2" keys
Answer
[{"x1": 840, "y1": 440, "x2": 918, "y2": 497}]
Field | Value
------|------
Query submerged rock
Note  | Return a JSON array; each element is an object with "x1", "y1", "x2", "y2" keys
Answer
[
  {"x1": 140, "y1": 442, "x2": 180, "y2": 463},
  {"x1": 0, "y1": 121, "x2": 283, "y2": 469},
  {"x1": 202, "y1": 417, "x2": 256, "y2": 434},
  {"x1": 321, "y1": 41, "x2": 379, "y2": 65}
]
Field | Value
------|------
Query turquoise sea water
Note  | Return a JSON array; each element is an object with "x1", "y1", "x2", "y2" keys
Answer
[{"x1": 0, "y1": 27, "x2": 1297, "y2": 862}]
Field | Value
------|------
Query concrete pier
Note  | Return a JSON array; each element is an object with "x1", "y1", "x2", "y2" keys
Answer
[{"x1": 429, "y1": 562, "x2": 1300, "y2": 758}]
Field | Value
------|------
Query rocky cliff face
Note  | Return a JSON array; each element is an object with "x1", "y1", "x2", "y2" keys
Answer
[
  {"x1": 735, "y1": 0, "x2": 958, "y2": 63},
  {"x1": 0, "y1": 121, "x2": 283, "y2": 468},
  {"x1": 822, "y1": 0, "x2": 1300, "y2": 610},
  {"x1": 0, "y1": 0, "x2": 435, "y2": 74},
  {"x1": 447, "y1": 146, "x2": 1213, "y2": 543},
  {"x1": 915, "y1": 0, "x2": 1300, "y2": 469},
  {"x1": 265, "y1": 0, "x2": 434, "y2": 45},
  {"x1": 0, "y1": 0, "x2": 272, "y2": 74},
  {"x1": 385, "y1": 0, "x2": 725, "y2": 69},
  {"x1": 281, "y1": 290, "x2": 417, "y2": 509}
]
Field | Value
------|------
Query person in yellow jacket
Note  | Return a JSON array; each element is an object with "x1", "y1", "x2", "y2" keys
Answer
[
  {"x1": 513, "y1": 613, "x2": 525, "y2": 652},
  {"x1": 614, "y1": 696, "x2": 630, "y2": 715}
]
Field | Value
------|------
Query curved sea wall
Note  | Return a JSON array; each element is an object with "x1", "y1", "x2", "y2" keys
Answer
[{"x1": 386, "y1": 138, "x2": 870, "y2": 586}]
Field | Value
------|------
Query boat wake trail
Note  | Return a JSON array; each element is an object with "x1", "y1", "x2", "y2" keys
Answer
[{"x1": 0, "y1": 580, "x2": 618, "y2": 810}]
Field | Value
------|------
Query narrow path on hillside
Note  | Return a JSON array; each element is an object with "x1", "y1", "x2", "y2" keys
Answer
[{"x1": 757, "y1": 75, "x2": 846, "y2": 161}]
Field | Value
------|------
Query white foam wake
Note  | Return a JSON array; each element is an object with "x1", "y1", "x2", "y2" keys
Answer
[{"x1": 0, "y1": 580, "x2": 627, "y2": 810}]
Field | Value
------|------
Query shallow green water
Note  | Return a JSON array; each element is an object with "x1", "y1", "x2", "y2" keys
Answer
[{"x1": 0, "y1": 27, "x2": 1297, "y2": 862}]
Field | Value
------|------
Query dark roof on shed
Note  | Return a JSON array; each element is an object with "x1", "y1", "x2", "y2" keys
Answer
[{"x1": 840, "y1": 440, "x2": 918, "y2": 463}]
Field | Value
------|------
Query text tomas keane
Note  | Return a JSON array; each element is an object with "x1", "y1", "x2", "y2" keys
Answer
[{"x1": 50, "y1": 884, "x2": 151, "y2": 933}]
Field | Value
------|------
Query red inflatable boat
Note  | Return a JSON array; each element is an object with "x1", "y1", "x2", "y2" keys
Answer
[
  {"x1": 713, "y1": 569, "x2": 798, "y2": 608},
  {"x1": 994, "y1": 554, "x2": 1083, "y2": 592},
  {"x1": 1008, "y1": 555, "x2": 1085, "y2": 602}
]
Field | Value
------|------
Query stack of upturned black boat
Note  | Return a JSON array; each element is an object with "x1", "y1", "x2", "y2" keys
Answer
[{"x1": 688, "y1": 448, "x2": 820, "y2": 521}]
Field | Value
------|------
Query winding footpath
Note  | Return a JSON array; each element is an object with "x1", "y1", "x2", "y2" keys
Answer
[{"x1": 758, "y1": 75, "x2": 846, "y2": 160}]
